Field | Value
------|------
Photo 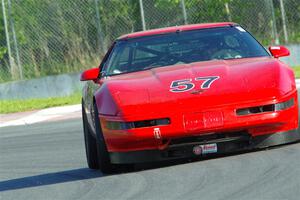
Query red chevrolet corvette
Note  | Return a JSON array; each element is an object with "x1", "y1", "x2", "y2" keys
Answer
[{"x1": 81, "y1": 22, "x2": 299, "y2": 173}]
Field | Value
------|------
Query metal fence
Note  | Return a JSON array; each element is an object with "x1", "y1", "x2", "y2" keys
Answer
[{"x1": 0, "y1": 0, "x2": 299, "y2": 83}]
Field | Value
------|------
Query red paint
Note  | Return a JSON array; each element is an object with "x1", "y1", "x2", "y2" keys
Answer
[
  {"x1": 119, "y1": 22, "x2": 236, "y2": 39},
  {"x1": 80, "y1": 67, "x2": 99, "y2": 81},
  {"x1": 269, "y1": 46, "x2": 290, "y2": 58}
]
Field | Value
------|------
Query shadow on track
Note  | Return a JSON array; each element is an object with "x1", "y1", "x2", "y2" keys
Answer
[
  {"x1": 0, "y1": 168, "x2": 104, "y2": 192},
  {"x1": 0, "y1": 157, "x2": 226, "y2": 192},
  {"x1": 1, "y1": 141, "x2": 299, "y2": 192}
]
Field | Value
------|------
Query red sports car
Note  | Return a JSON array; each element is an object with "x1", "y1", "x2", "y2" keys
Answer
[{"x1": 81, "y1": 22, "x2": 299, "y2": 173}]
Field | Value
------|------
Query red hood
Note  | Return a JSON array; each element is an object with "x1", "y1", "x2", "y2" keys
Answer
[{"x1": 101, "y1": 57, "x2": 295, "y2": 117}]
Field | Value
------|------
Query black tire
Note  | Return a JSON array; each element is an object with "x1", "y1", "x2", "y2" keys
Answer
[
  {"x1": 82, "y1": 101, "x2": 99, "y2": 169},
  {"x1": 93, "y1": 102, "x2": 114, "y2": 174}
]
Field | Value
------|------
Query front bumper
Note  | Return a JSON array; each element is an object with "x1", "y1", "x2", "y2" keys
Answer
[
  {"x1": 109, "y1": 129, "x2": 300, "y2": 164},
  {"x1": 101, "y1": 91, "x2": 298, "y2": 152}
]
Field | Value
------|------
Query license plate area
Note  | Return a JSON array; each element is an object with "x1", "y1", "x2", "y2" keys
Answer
[{"x1": 184, "y1": 111, "x2": 224, "y2": 131}]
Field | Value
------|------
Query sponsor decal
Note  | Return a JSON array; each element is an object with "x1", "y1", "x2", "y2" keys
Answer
[
  {"x1": 153, "y1": 127, "x2": 162, "y2": 139},
  {"x1": 193, "y1": 143, "x2": 218, "y2": 155},
  {"x1": 235, "y1": 26, "x2": 246, "y2": 32},
  {"x1": 270, "y1": 46, "x2": 281, "y2": 50},
  {"x1": 193, "y1": 146, "x2": 202, "y2": 155}
]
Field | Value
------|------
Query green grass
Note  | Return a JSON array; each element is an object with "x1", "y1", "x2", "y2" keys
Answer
[
  {"x1": 0, "y1": 92, "x2": 81, "y2": 114},
  {"x1": 293, "y1": 66, "x2": 300, "y2": 78}
]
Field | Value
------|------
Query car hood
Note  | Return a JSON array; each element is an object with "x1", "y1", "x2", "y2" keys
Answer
[{"x1": 102, "y1": 57, "x2": 295, "y2": 117}]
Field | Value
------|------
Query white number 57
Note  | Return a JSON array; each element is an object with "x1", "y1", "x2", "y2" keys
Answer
[{"x1": 169, "y1": 76, "x2": 219, "y2": 93}]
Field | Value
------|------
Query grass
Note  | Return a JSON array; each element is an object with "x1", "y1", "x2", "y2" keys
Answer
[
  {"x1": 293, "y1": 66, "x2": 300, "y2": 78},
  {"x1": 0, "y1": 92, "x2": 81, "y2": 114}
]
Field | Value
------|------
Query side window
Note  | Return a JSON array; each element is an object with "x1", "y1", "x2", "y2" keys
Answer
[
  {"x1": 99, "y1": 43, "x2": 115, "y2": 75},
  {"x1": 106, "y1": 46, "x2": 130, "y2": 74},
  {"x1": 118, "y1": 46, "x2": 130, "y2": 64}
]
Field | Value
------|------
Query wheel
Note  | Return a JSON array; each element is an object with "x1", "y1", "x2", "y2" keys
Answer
[
  {"x1": 93, "y1": 102, "x2": 114, "y2": 174},
  {"x1": 82, "y1": 101, "x2": 99, "y2": 169}
]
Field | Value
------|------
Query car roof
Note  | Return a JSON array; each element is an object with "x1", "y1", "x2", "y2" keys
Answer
[{"x1": 118, "y1": 22, "x2": 237, "y2": 40}]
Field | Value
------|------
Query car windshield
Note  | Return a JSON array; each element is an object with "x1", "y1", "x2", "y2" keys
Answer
[{"x1": 104, "y1": 26, "x2": 269, "y2": 76}]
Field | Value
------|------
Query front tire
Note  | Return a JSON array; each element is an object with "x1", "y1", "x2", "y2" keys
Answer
[
  {"x1": 93, "y1": 102, "x2": 114, "y2": 174},
  {"x1": 82, "y1": 101, "x2": 99, "y2": 169}
]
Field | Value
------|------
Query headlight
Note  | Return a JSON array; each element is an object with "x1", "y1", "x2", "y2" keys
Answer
[
  {"x1": 236, "y1": 98, "x2": 294, "y2": 116},
  {"x1": 275, "y1": 98, "x2": 294, "y2": 111},
  {"x1": 106, "y1": 118, "x2": 170, "y2": 130}
]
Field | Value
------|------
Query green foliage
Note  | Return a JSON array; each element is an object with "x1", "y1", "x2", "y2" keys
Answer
[
  {"x1": 99, "y1": 0, "x2": 140, "y2": 43},
  {"x1": 0, "y1": 47, "x2": 7, "y2": 60},
  {"x1": 293, "y1": 66, "x2": 300, "y2": 79}
]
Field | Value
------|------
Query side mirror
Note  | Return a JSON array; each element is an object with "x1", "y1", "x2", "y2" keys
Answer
[
  {"x1": 80, "y1": 68, "x2": 99, "y2": 81},
  {"x1": 269, "y1": 46, "x2": 290, "y2": 58}
]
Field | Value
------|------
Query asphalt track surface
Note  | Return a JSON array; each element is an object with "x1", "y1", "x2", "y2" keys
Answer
[{"x1": 1, "y1": 94, "x2": 300, "y2": 200}]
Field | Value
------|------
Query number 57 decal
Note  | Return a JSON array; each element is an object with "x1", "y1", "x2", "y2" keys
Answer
[{"x1": 170, "y1": 76, "x2": 219, "y2": 93}]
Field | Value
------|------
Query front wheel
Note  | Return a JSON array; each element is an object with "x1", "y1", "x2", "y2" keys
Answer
[
  {"x1": 82, "y1": 101, "x2": 99, "y2": 169},
  {"x1": 93, "y1": 102, "x2": 135, "y2": 173},
  {"x1": 93, "y1": 102, "x2": 114, "y2": 173}
]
